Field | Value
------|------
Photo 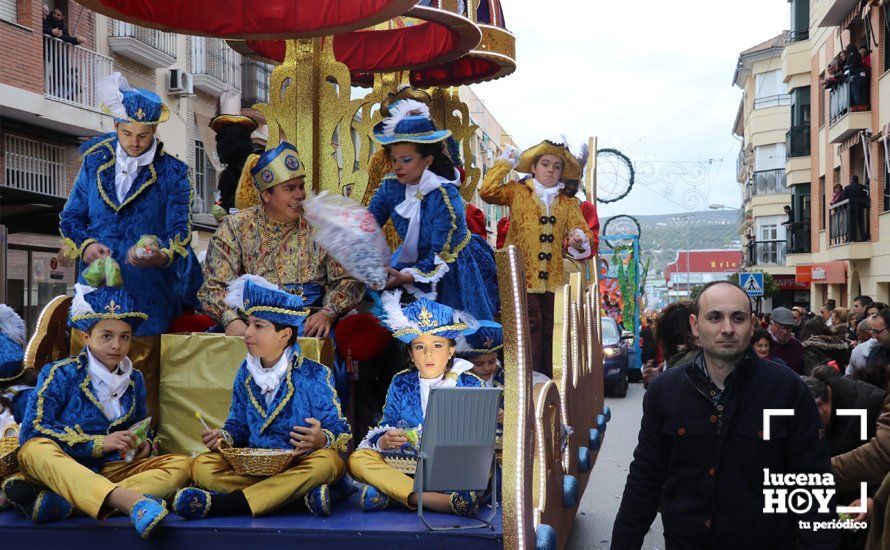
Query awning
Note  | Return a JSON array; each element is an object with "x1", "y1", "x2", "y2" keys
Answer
[{"x1": 0, "y1": 187, "x2": 66, "y2": 235}]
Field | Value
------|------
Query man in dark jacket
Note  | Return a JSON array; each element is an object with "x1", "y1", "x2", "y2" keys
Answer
[
  {"x1": 842, "y1": 176, "x2": 869, "y2": 242},
  {"x1": 42, "y1": 7, "x2": 82, "y2": 45},
  {"x1": 612, "y1": 281, "x2": 836, "y2": 549}
]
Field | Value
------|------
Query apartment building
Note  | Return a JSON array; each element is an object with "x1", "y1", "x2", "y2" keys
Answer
[
  {"x1": 459, "y1": 86, "x2": 517, "y2": 245},
  {"x1": 0, "y1": 0, "x2": 266, "y2": 330},
  {"x1": 734, "y1": 31, "x2": 812, "y2": 309},
  {"x1": 780, "y1": 0, "x2": 890, "y2": 309}
]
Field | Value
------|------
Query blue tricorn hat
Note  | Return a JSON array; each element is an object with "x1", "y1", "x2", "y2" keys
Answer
[
  {"x1": 225, "y1": 275, "x2": 309, "y2": 329},
  {"x1": 459, "y1": 320, "x2": 503, "y2": 358},
  {"x1": 372, "y1": 99, "x2": 451, "y2": 146},
  {"x1": 99, "y1": 72, "x2": 169, "y2": 125},
  {"x1": 69, "y1": 284, "x2": 148, "y2": 333},
  {"x1": 379, "y1": 291, "x2": 475, "y2": 345}
]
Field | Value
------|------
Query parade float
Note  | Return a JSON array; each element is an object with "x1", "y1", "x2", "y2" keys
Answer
[{"x1": 5, "y1": 2, "x2": 611, "y2": 548}]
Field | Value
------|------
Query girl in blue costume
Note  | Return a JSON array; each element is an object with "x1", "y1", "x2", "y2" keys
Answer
[
  {"x1": 367, "y1": 100, "x2": 499, "y2": 321},
  {"x1": 174, "y1": 275, "x2": 350, "y2": 519},
  {"x1": 348, "y1": 291, "x2": 484, "y2": 515}
]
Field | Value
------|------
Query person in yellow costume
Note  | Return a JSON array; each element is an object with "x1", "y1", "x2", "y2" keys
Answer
[{"x1": 479, "y1": 140, "x2": 594, "y2": 377}]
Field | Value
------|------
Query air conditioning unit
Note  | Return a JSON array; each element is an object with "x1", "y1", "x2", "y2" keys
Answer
[{"x1": 168, "y1": 69, "x2": 194, "y2": 96}]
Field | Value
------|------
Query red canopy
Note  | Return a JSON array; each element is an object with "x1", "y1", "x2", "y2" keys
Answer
[
  {"x1": 77, "y1": 0, "x2": 420, "y2": 39},
  {"x1": 232, "y1": 3, "x2": 515, "y2": 88}
]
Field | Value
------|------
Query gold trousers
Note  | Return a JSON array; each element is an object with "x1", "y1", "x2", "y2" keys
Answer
[
  {"x1": 191, "y1": 448, "x2": 344, "y2": 517},
  {"x1": 17, "y1": 437, "x2": 191, "y2": 519},
  {"x1": 347, "y1": 449, "x2": 415, "y2": 508}
]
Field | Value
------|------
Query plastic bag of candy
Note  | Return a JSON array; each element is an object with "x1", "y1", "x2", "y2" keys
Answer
[
  {"x1": 133, "y1": 235, "x2": 160, "y2": 260},
  {"x1": 123, "y1": 416, "x2": 152, "y2": 462},
  {"x1": 304, "y1": 192, "x2": 389, "y2": 291},
  {"x1": 81, "y1": 256, "x2": 124, "y2": 287}
]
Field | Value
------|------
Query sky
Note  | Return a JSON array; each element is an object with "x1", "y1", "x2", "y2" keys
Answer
[{"x1": 470, "y1": 0, "x2": 790, "y2": 218}]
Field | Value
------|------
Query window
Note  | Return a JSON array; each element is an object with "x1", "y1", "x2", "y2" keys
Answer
[
  {"x1": 4, "y1": 135, "x2": 67, "y2": 197},
  {"x1": 820, "y1": 175, "x2": 827, "y2": 230},
  {"x1": 884, "y1": 3, "x2": 890, "y2": 72},
  {"x1": 193, "y1": 140, "x2": 215, "y2": 214},
  {"x1": 0, "y1": 0, "x2": 15, "y2": 24},
  {"x1": 790, "y1": 0, "x2": 809, "y2": 42},
  {"x1": 754, "y1": 70, "x2": 791, "y2": 108},
  {"x1": 883, "y1": 148, "x2": 890, "y2": 212}
]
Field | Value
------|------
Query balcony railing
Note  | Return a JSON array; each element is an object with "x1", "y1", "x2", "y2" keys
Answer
[
  {"x1": 754, "y1": 94, "x2": 791, "y2": 109},
  {"x1": 43, "y1": 36, "x2": 113, "y2": 112},
  {"x1": 787, "y1": 29, "x2": 809, "y2": 43},
  {"x1": 4, "y1": 134, "x2": 67, "y2": 197},
  {"x1": 111, "y1": 21, "x2": 176, "y2": 57},
  {"x1": 192, "y1": 38, "x2": 241, "y2": 95},
  {"x1": 829, "y1": 198, "x2": 870, "y2": 246},
  {"x1": 785, "y1": 220, "x2": 811, "y2": 253},
  {"x1": 752, "y1": 169, "x2": 788, "y2": 196},
  {"x1": 786, "y1": 124, "x2": 811, "y2": 158},
  {"x1": 745, "y1": 239, "x2": 787, "y2": 267},
  {"x1": 829, "y1": 74, "x2": 870, "y2": 125}
]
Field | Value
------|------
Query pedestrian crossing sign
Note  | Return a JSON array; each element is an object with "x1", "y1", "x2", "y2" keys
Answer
[{"x1": 740, "y1": 272, "x2": 764, "y2": 297}]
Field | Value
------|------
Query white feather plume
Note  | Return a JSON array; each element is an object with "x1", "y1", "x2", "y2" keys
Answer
[
  {"x1": 455, "y1": 335, "x2": 471, "y2": 354},
  {"x1": 382, "y1": 99, "x2": 431, "y2": 137},
  {"x1": 453, "y1": 309, "x2": 479, "y2": 334},
  {"x1": 70, "y1": 284, "x2": 98, "y2": 318},
  {"x1": 98, "y1": 72, "x2": 133, "y2": 120},
  {"x1": 0, "y1": 305, "x2": 25, "y2": 346},
  {"x1": 224, "y1": 274, "x2": 280, "y2": 311},
  {"x1": 379, "y1": 290, "x2": 416, "y2": 334}
]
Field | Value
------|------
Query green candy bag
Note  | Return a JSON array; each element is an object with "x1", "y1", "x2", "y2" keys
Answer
[
  {"x1": 124, "y1": 416, "x2": 152, "y2": 462},
  {"x1": 81, "y1": 256, "x2": 124, "y2": 288}
]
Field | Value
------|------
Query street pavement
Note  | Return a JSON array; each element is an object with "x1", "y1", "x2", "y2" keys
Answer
[{"x1": 567, "y1": 382, "x2": 665, "y2": 549}]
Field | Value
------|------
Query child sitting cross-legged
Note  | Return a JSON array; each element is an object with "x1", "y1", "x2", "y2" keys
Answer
[
  {"x1": 348, "y1": 292, "x2": 485, "y2": 515},
  {"x1": 5, "y1": 285, "x2": 190, "y2": 539},
  {"x1": 173, "y1": 275, "x2": 351, "y2": 519}
]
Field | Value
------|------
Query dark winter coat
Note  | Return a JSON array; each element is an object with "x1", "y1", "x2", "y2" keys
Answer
[{"x1": 802, "y1": 335, "x2": 851, "y2": 375}]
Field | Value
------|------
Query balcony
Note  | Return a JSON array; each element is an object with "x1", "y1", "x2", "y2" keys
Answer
[
  {"x1": 786, "y1": 220, "x2": 811, "y2": 254},
  {"x1": 4, "y1": 134, "x2": 67, "y2": 197},
  {"x1": 817, "y1": 0, "x2": 860, "y2": 27},
  {"x1": 737, "y1": 148, "x2": 748, "y2": 183},
  {"x1": 43, "y1": 36, "x2": 113, "y2": 113},
  {"x1": 828, "y1": 198, "x2": 873, "y2": 259},
  {"x1": 108, "y1": 21, "x2": 177, "y2": 68},
  {"x1": 754, "y1": 94, "x2": 791, "y2": 109},
  {"x1": 752, "y1": 169, "x2": 788, "y2": 196},
  {"x1": 787, "y1": 30, "x2": 809, "y2": 43},
  {"x1": 745, "y1": 240, "x2": 787, "y2": 267},
  {"x1": 828, "y1": 76, "x2": 871, "y2": 144},
  {"x1": 192, "y1": 38, "x2": 241, "y2": 96}
]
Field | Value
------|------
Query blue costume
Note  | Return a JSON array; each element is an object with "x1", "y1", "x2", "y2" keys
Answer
[
  {"x1": 368, "y1": 99, "x2": 499, "y2": 321},
  {"x1": 8, "y1": 285, "x2": 184, "y2": 538},
  {"x1": 59, "y1": 73, "x2": 201, "y2": 336},
  {"x1": 459, "y1": 321, "x2": 505, "y2": 388},
  {"x1": 349, "y1": 295, "x2": 484, "y2": 515},
  {"x1": 0, "y1": 305, "x2": 31, "y2": 429},
  {"x1": 176, "y1": 275, "x2": 349, "y2": 519}
]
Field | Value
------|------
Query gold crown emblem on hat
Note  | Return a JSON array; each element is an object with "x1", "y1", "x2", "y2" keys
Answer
[
  {"x1": 105, "y1": 301, "x2": 122, "y2": 315},
  {"x1": 418, "y1": 307, "x2": 438, "y2": 328}
]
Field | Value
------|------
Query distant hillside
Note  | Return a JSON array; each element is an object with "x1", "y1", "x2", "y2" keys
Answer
[{"x1": 601, "y1": 209, "x2": 741, "y2": 279}]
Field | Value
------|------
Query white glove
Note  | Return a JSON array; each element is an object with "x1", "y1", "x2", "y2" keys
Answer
[{"x1": 499, "y1": 146, "x2": 519, "y2": 168}]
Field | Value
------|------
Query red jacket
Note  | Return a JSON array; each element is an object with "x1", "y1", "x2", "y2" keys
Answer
[
  {"x1": 465, "y1": 202, "x2": 488, "y2": 240},
  {"x1": 580, "y1": 200, "x2": 600, "y2": 255},
  {"x1": 496, "y1": 216, "x2": 510, "y2": 249}
]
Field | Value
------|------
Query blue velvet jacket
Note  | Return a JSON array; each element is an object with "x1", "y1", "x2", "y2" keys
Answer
[
  {"x1": 222, "y1": 351, "x2": 351, "y2": 452},
  {"x1": 360, "y1": 367, "x2": 483, "y2": 449},
  {"x1": 19, "y1": 351, "x2": 149, "y2": 471},
  {"x1": 368, "y1": 177, "x2": 470, "y2": 280},
  {"x1": 0, "y1": 333, "x2": 24, "y2": 382},
  {"x1": 59, "y1": 133, "x2": 200, "y2": 335}
]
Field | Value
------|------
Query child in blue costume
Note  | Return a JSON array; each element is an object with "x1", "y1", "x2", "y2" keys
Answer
[
  {"x1": 0, "y1": 305, "x2": 34, "y2": 431},
  {"x1": 367, "y1": 99, "x2": 499, "y2": 321},
  {"x1": 59, "y1": 72, "x2": 202, "y2": 337},
  {"x1": 348, "y1": 292, "x2": 484, "y2": 515},
  {"x1": 174, "y1": 275, "x2": 351, "y2": 519},
  {"x1": 459, "y1": 320, "x2": 505, "y2": 388},
  {"x1": 4, "y1": 285, "x2": 190, "y2": 538}
]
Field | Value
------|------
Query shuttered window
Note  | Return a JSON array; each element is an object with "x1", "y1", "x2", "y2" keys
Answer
[{"x1": 0, "y1": 0, "x2": 17, "y2": 24}]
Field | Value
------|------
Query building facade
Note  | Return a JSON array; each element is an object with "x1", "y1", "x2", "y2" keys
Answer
[
  {"x1": 781, "y1": 0, "x2": 890, "y2": 309},
  {"x1": 663, "y1": 249, "x2": 743, "y2": 302},
  {"x1": 733, "y1": 31, "x2": 812, "y2": 309}
]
